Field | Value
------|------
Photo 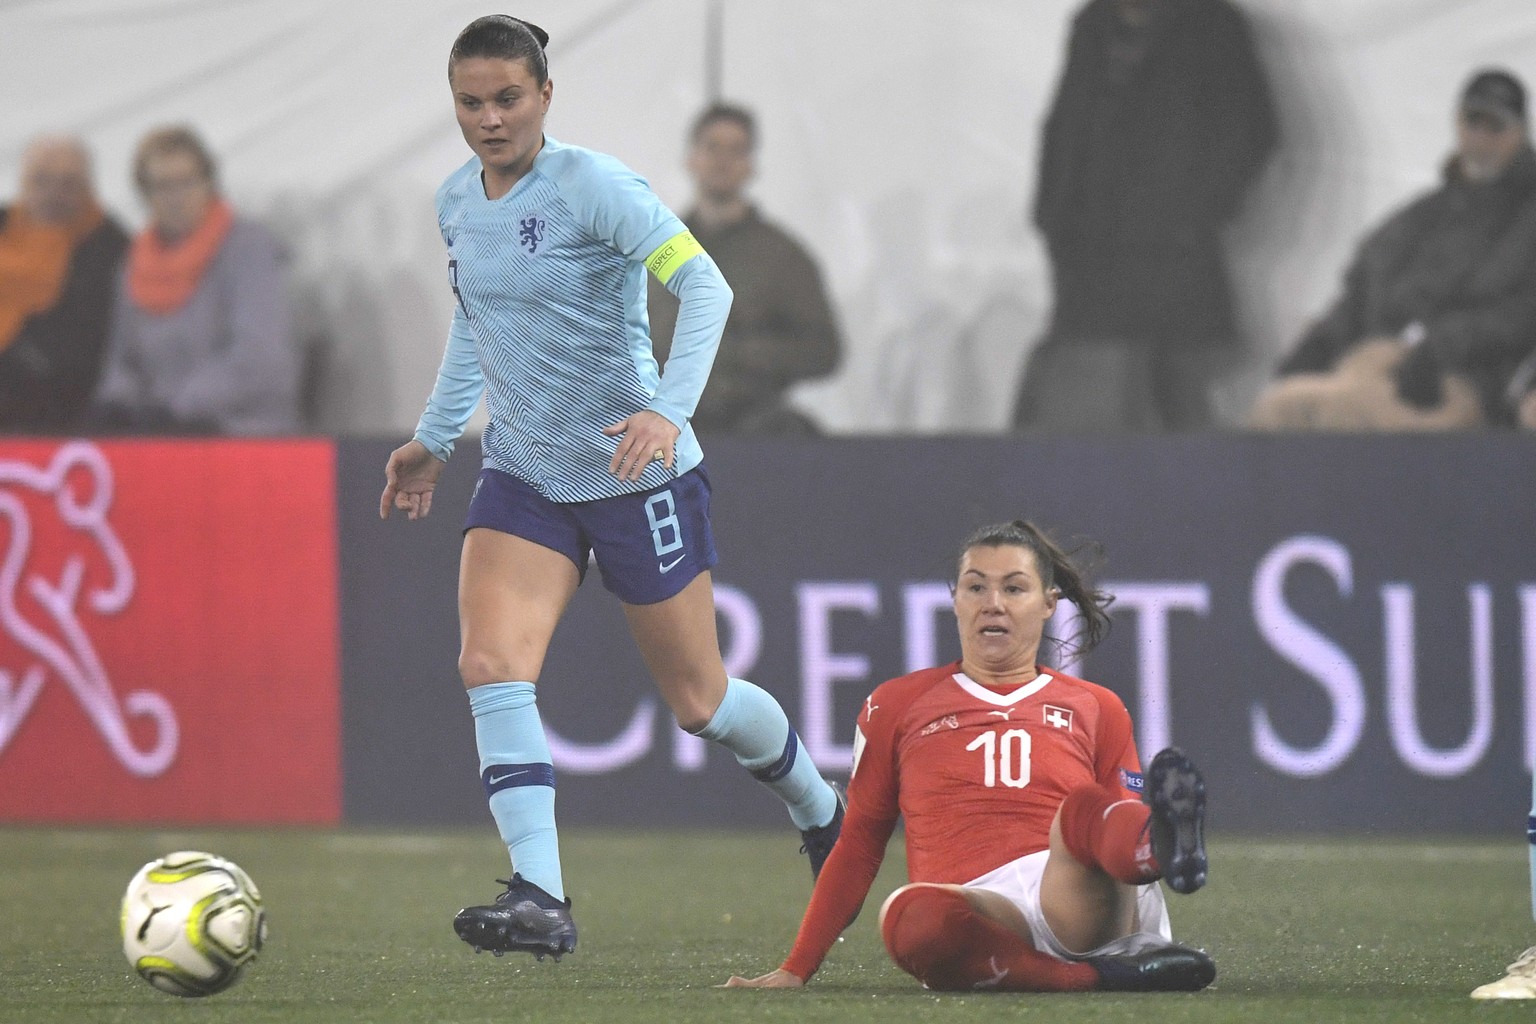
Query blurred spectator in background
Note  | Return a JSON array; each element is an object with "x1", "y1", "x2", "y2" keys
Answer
[
  {"x1": 1017, "y1": 0, "x2": 1277, "y2": 434},
  {"x1": 92, "y1": 125, "x2": 299, "y2": 435},
  {"x1": 1250, "y1": 70, "x2": 1536, "y2": 432},
  {"x1": 1509, "y1": 350, "x2": 1536, "y2": 429},
  {"x1": 647, "y1": 103, "x2": 841, "y2": 435},
  {"x1": 0, "y1": 136, "x2": 128, "y2": 433}
]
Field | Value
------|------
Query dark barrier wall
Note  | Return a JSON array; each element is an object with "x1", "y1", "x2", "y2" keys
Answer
[{"x1": 339, "y1": 435, "x2": 1536, "y2": 834}]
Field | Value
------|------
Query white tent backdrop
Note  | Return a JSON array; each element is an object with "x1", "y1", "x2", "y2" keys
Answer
[{"x1": 2, "y1": 0, "x2": 1532, "y2": 434}]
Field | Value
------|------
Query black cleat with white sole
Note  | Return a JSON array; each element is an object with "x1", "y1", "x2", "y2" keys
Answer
[
  {"x1": 1144, "y1": 747, "x2": 1208, "y2": 895},
  {"x1": 454, "y1": 874, "x2": 577, "y2": 961},
  {"x1": 1090, "y1": 942, "x2": 1216, "y2": 992}
]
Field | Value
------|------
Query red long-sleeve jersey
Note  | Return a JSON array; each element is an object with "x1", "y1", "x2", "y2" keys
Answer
[{"x1": 782, "y1": 662, "x2": 1144, "y2": 980}]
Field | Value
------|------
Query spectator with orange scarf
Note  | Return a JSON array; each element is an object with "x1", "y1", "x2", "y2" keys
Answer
[
  {"x1": 92, "y1": 125, "x2": 299, "y2": 435},
  {"x1": 0, "y1": 136, "x2": 128, "y2": 433}
]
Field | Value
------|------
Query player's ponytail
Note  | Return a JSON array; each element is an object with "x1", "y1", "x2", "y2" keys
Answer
[
  {"x1": 957, "y1": 519, "x2": 1115, "y2": 661},
  {"x1": 449, "y1": 15, "x2": 551, "y2": 84}
]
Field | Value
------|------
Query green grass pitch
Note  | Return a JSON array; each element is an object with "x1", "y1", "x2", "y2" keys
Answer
[{"x1": 2, "y1": 826, "x2": 1531, "y2": 1023}]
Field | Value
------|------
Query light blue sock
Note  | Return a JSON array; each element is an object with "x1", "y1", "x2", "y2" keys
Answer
[
  {"x1": 693, "y1": 677, "x2": 837, "y2": 831},
  {"x1": 467, "y1": 681, "x2": 563, "y2": 900}
]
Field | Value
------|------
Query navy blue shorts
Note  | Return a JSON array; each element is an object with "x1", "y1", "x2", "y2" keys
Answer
[{"x1": 464, "y1": 465, "x2": 719, "y2": 605}]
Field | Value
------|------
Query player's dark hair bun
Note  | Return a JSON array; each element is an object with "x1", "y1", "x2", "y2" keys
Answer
[{"x1": 514, "y1": 17, "x2": 550, "y2": 49}]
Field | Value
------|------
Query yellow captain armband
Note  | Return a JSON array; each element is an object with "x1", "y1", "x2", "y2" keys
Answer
[{"x1": 644, "y1": 230, "x2": 706, "y2": 285}]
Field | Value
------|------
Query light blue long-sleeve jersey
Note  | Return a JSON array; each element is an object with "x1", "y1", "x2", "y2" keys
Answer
[{"x1": 413, "y1": 136, "x2": 733, "y2": 503}]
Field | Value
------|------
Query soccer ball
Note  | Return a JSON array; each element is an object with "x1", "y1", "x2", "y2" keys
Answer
[{"x1": 120, "y1": 850, "x2": 267, "y2": 997}]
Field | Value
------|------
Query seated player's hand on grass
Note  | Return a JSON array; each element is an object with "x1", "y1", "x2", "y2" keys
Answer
[{"x1": 719, "y1": 968, "x2": 804, "y2": 988}]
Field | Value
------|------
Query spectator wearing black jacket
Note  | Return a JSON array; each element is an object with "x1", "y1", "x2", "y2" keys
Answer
[
  {"x1": 0, "y1": 136, "x2": 128, "y2": 433},
  {"x1": 1250, "y1": 69, "x2": 1536, "y2": 431},
  {"x1": 1017, "y1": 0, "x2": 1278, "y2": 434}
]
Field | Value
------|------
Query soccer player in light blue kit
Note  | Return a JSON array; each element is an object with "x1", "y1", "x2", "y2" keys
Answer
[{"x1": 378, "y1": 15, "x2": 844, "y2": 962}]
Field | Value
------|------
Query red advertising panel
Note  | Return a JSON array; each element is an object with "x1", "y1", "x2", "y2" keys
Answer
[{"x1": 0, "y1": 439, "x2": 340, "y2": 824}]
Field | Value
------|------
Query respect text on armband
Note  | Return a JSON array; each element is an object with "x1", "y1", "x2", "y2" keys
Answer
[{"x1": 645, "y1": 231, "x2": 705, "y2": 285}]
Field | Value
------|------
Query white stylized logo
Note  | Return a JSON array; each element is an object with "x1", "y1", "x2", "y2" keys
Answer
[
  {"x1": 972, "y1": 955, "x2": 1009, "y2": 989},
  {"x1": 919, "y1": 714, "x2": 960, "y2": 737},
  {"x1": 0, "y1": 442, "x2": 177, "y2": 776}
]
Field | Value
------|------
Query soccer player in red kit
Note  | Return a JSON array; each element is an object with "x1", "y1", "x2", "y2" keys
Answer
[{"x1": 724, "y1": 519, "x2": 1214, "y2": 992}]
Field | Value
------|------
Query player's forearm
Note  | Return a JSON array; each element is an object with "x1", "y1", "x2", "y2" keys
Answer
[
  {"x1": 414, "y1": 316, "x2": 484, "y2": 460},
  {"x1": 780, "y1": 812, "x2": 890, "y2": 980},
  {"x1": 648, "y1": 255, "x2": 731, "y2": 428},
  {"x1": 780, "y1": 880, "x2": 867, "y2": 981}
]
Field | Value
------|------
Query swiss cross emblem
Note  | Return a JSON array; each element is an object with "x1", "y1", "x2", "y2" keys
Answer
[{"x1": 1043, "y1": 705, "x2": 1073, "y2": 730}]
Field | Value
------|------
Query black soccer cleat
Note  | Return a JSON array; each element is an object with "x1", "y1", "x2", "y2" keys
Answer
[
  {"x1": 453, "y1": 874, "x2": 577, "y2": 961},
  {"x1": 1143, "y1": 746, "x2": 1208, "y2": 895},
  {"x1": 1089, "y1": 942, "x2": 1217, "y2": 992},
  {"x1": 799, "y1": 782, "x2": 846, "y2": 880}
]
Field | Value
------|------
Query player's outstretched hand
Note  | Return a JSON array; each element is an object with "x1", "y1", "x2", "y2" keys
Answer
[
  {"x1": 603, "y1": 409, "x2": 680, "y2": 482},
  {"x1": 380, "y1": 439, "x2": 445, "y2": 520},
  {"x1": 719, "y1": 969, "x2": 804, "y2": 989}
]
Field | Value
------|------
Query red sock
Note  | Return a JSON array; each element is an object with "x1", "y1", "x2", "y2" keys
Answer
[
  {"x1": 880, "y1": 886, "x2": 1098, "y2": 992},
  {"x1": 1058, "y1": 783, "x2": 1158, "y2": 884}
]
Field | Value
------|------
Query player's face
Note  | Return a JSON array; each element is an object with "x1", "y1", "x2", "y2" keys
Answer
[
  {"x1": 450, "y1": 56, "x2": 552, "y2": 191},
  {"x1": 953, "y1": 544, "x2": 1058, "y2": 675},
  {"x1": 687, "y1": 119, "x2": 754, "y2": 203}
]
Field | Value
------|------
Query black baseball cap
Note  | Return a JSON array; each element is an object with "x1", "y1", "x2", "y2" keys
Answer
[{"x1": 1461, "y1": 68, "x2": 1527, "y2": 128}]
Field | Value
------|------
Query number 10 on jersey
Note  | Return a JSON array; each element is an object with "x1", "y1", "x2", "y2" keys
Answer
[{"x1": 966, "y1": 729, "x2": 1033, "y2": 789}]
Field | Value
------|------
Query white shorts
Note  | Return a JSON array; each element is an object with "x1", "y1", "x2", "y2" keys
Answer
[{"x1": 964, "y1": 849, "x2": 1174, "y2": 962}]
